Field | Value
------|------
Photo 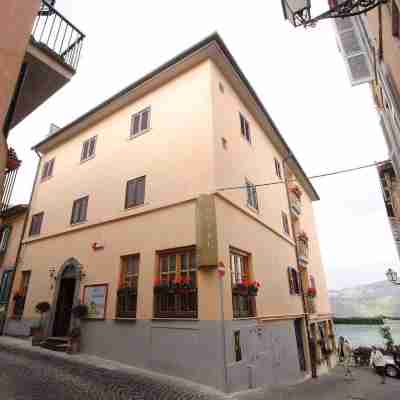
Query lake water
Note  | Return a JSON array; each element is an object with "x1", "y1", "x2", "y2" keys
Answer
[{"x1": 335, "y1": 321, "x2": 400, "y2": 347}]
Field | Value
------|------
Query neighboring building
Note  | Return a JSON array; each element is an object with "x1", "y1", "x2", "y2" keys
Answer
[
  {"x1": 333, "y1": 1, "x2": 400, "y2": 259},
  {"x1": 5, "y1": 34, "x2": 334, "y2": 392},
  {"x1": 0, "y1": 0, "x2": 85, "y2": 210},
  {"x1": 0, "y1": 205, "x2": 28, "y2": 333},
  {"x1": 377, "y1": 161, "x2": 400, "y2": 258}
]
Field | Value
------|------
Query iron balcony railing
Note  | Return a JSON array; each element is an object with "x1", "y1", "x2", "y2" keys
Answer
[
  {"x1": 1, "y1": 148, "x2": 21, "y2": 213},
  {"x1": 31, "y1": 0, "x2": 85, "y2": 71}
]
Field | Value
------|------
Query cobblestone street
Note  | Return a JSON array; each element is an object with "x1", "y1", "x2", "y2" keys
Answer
[
  {"x1": 0, "y1": 338, "x2": 227, "y2": 400},
  {"x1": 1, "y1": 337, "x2": 399, "y2": 400}
]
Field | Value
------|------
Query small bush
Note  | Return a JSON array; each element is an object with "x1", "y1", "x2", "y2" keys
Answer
[
  {"x1": 35, "y1": 302, "x2": 50, "y2": 314},
  {"x1": 71, "y1": 304, "x2": 88, "y2": 319}
]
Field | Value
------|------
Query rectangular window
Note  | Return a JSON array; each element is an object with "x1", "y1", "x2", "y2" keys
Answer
[
  {"x1": 41, "y1": 158, "x2": 55, "y2": 180},
  {"x1": 274, "y1": 158, "x2": 282, "y2": 179},
  {"x1": 70, "y1": 196, "x2": 88, "y2": 224},
  {"x1": 288, "y1": 267, "x2": 300, "y2": 295},
  {"x1": 393, "y1": 0, "x2": 400, "y2": 37},
  {"x1": 239, "y1": 113, "x2": 251, "y2": 143},
  {"x1": 125, "y1": 176, "x2": 146, "y2": 209},
  {"x1": 81, "y1": 136, "x2": 97, "y2": 162},
  {"x1": 246, "y1": 180, "x2": 259, "y2": 210},
  {"x1": 0, "y1": 226, "x2": 11, "y2": 253},
  {"x1": 0, "y1": 270, "x2": 13, "y2": 304},
  {"x1": 130, "y1": 108, "x2": 151, "y2": 137},
  {"x1": 282, "y1": 211, "x2": 290, "y2": 236},
  {"x1": 154, "y1": 248, "x2": 197, "y2": 318},
  {"x1": 117, "y1": 255, "x2": 139, "y2": 318},
  {"x1": 234, "y1": 331, "x2": 242, "y2": 362},
  {"x1": 29, "y1": 212, "x2": 44, "y2": 236},
  {"x1": 230, "y1": 250, "x2": 256, "y2": 318},
  {"x1": 13, "y1": 271, "x2": 31, "y2": 318}
]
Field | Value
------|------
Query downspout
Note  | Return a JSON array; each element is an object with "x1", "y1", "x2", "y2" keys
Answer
[
  {"x1": 2, "y1": 149, "x2": 42, "y2": 334},
  {"x1": 282, "y1": 155, "x2": 317, "y2": 378}
]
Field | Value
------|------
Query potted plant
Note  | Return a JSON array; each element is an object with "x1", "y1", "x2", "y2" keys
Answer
[
  {"x1": 31, "y1": 301, "x2": 50, "y2": 346},
  {"x1": 232, "y1": 282, "x2": 248, "y2": 296},
  {"x1": 68, "y1": 303, "x2": 88, "y2": 354},
  {"x1": 290, "y1": 185, "x2": 302, "y2": 199},
  {"x1": 247, "y1": 280, "x2": 261, "y2": 296}
]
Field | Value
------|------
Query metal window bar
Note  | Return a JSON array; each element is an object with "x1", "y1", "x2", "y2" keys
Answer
[
  {"x1": 32, "y1": 1, "x2": 85, "y2": 71},
  {"x1": 154, "y1": 291, "x2": 198, "y2": 318}
]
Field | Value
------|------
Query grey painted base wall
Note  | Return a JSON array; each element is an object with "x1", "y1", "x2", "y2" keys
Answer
[
  {"x1": 5, "y1": 317, "x2": 310, "y2": 393},
  {"x1": 4, "y1": 318, "x2": 34, "y2": 337}
]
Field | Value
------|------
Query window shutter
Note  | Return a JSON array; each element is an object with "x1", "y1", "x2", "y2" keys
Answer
[
  {"x1": 393, "y1": 1, "x2": 399, "y2": 37},
  {"x1": 80, "y1": 197, "x2": 88, "y2": 221},
  {"x1": 0, "y1": 226, "x2": 11, "y2": 252},
  {"x1": 333, "y1": 16, "x2": 373, "y2": 86},
  {"x1": 141, "y1": 109, "x2": 149, "y2": 131},
  {"x1": 131, "y1": 114, "x2": 141, "y2": 136},
  {"x1": 136, "y1": 177, "x2": 145, "y2": 205},
  {"x1": 48, "y1": 159, "x2": 54, "y2": 177},
  {"x1": 88, "y1": 137, "x2": 96, "y2": 157},
  {"x1": 292, "y1": 269, "x2": 300, "y2": 294},
  {"x1": 288, "y1": 267, "x2": 295, "y2": 294},
  {"x1": 42, "y1": 162, "x2": 49, "y2": 179},
  {"x1": 81, "y1": 140, "x2": 89, "y2": 161}
]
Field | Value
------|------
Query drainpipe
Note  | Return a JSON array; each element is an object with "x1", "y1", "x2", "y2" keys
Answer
[
  {"x1": 282, "y1": 155, "x2": 317, "y2": 378},
  {"x1": 2, "y1": 150, "x2": 41, "y2": 335}
]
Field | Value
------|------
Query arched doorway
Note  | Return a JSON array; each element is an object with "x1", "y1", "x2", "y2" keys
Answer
[{"x1": 49, "y1": 258, "x2": 82, "y2": 337}]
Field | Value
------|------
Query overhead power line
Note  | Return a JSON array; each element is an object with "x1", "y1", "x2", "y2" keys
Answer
[{"x1": 217, "y1": 160, "x2": 387, "y2": 192}]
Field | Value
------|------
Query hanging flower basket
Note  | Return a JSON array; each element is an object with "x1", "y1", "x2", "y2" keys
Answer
[
  {"x1": 7, "y1": 148, "x2": 21, "y2": 171},
  {"x1": 247, "y1": 280, "x2": 261, "y2": 296},
  {"x1": 308, "y1": 287, "x2": 317, "y2": 298},
  {"x1": 298, "y1": 231, "x2": 309, "y2": 242},
  {"x1": 290, "y1": 185, "x2": 302, "y2": 199}
]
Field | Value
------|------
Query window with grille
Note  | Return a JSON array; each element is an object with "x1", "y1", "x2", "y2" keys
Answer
[
  {"x1": 239, "y1": 113, "x2": 251, "y2": 143},
  {"x1": 41, "y1": 158, "x2": 55, "y2": 180},
  {"x1": 130, "y1": 108, "x2": 151, "y2": 137},
  {"x1": 29, "y1": 212, "x2": 44, "y2": 236},
  {"x1": 70, "y1": 196, "x2": 88, "y2": 224},
  {"x1": 125, "y1": 176, "x2": 146, "y2": 209},
  {"x1": 246, "y1": 180, "x2": 259, "y2": 210},
  {"x1": 230, "y1": 250, "x2": 256, "y2": 318},
  {"x1": 282, "y1": 211, "x2": 290, "y2": 236},
  {"x1": 274, "y1": 158, "x2": 282, "y2": 179},
  {"x1": 117, "y1": 255, "x2": 139, "y2": 318},
  {"x1": 0, "y1": 226, "x2": 11, "y2": 253},
  {"x1": 154, "y1": 248, "x2": 197, "y2": 318},
  {"x1": 81, "y1": 136, "x2": 97, "y2": 162}
]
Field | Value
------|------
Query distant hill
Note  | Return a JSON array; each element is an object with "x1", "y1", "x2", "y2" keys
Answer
[{"x1": 329, "y1": 280, "x2": 400, "y2": 318}]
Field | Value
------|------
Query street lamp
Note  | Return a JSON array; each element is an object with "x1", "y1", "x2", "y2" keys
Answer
[
  {"x1": 281, "y1": 0, "x2": 387, "y2": 28},
  {"x1": 386, "y1": 268, "x2": 400, "y2": 286}
]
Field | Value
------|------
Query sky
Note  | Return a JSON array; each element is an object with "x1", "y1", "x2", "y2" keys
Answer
[{"x1": 7, "y1": 1, "x2": 399, "y2": 290}]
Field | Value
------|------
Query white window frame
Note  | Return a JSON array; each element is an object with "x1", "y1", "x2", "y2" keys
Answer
[
  {"x1": 246, "y1": 179, "x2": 259, "y2": 211},
  {"x1": 130, "y1": 107, "x2": 151, "y2": 138}
]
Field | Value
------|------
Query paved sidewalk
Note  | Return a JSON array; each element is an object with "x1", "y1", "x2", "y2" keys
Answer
[{"x1": 234, "y1": 364, "x2": 400, "y2": 400}]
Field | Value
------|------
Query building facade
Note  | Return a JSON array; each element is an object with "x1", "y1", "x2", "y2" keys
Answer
[
  {"x1": 5, "y1": 34, "x2": 334, "y2": 392},
  {"x1": 0, "y1": 205, "x2": 28, "y2": 333},
  {"x1": 333, "y1": 1, "x2": 400, "y2": 259},
  {"x1": 0, "y1": 0, "x2": 85, "y2": 209}
]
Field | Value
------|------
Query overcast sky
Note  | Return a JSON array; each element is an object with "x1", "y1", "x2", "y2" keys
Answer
[{"x1": 8, "y1": 1, "x2": 399, "y2": 290}]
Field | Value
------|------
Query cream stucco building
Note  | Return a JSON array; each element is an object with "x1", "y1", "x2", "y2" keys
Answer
[{"x1": 5, "y1": 34, "x2": 335, "y2": 392}]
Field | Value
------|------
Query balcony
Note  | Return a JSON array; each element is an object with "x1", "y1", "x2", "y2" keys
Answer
[
  {"x1": 289, "y1": 186, "x2": 302, "y2": 217},
  {"x1": 1, "y1": 148, "x2": 21, "y2": 213},
  {"x1": 297, "y1": 234, "x2": 309, "y2": 266},
  {"x1": 8, "y1": 1, "x2": 85, "y2": 129}
]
